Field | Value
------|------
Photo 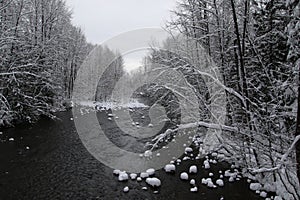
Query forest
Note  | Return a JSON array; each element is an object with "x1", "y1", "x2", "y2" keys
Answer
[{"x1": 0, "y1": 0, "x2": 300, "y2": 199}]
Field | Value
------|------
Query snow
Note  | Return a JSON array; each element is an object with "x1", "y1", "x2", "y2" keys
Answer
[
  {"x1": 144, "y1": 150, "x2": 152, "y2": 157},
  {"x1": 142, "y1": 187, "x2": 147, "y2": 190},
  {"x1": 8, "y1": 138, "x2": 14, "y2": 141},
  {"x1": 180, "y1": 172, "x2": 189, "y2": 180},
  {"x1": 274, "y1": 196, "x2": 283, "y2": 200},
  {"x1": 185, "y1": 147, "x2": 193, "y2": 153},
  {"x1": 250, "y1": 183, "x2": 262, "y2": 191},
  {"x1": 260, "y1": 191, "x2": 267, "y2": 198},
  {"x1": 211, "y1": 152, "x2": 218, "y2": 157},
  {"x1": 189, "y1": 165, "x2": 197, "y2": 174},
  {"x1": 209, "y1": 172, "x2": 213, "y2": 177},
  {"x1": 123, "y1": 186, "x2": 129, "y2": 193},
  {"x1": 146, "y1": 168, "x2": 155, "y2": 176},
  {"x1": 202, "y1": 178, "x2": 216, "y2": 188},
  {"x1": 25, "y1": 146, "x2": 30, "y2": 150},
  {"x1": 118, "y1": 172, "x2": 128, "y2": 181},
  {"x1": 183, "y1": 156, "x2": 190, "y2": 161},
  {"x1": 78, "y1": 100, "x2": 148, "y2": 110},
  {"x1": 148, "y1": 123, "x2": 153, "y2": 127},
  {"x1": 190, "y1": 179, "x2": 195, "y2": 185},
  {"x1": 113, "y1": 169, "x2": 121, "y2": 175},
  {"x1": 146, "y1": 177, "x2": 161, "y2": 187},
  {"x1": 203, "y1": 160, "x2": 210, "y2": 169},
  {"x1": 137, "y1": 177, "x2": 142, "y2": 182},
  {"x1": 140, "y1": 172, "x2": 149, "y2": 178},
  {"x1": 216, "y1": 179, "x2": 224, "y2": 187},
  {"x1": 164, "y1": 164, "x2": 176, "y2": 173},
  {"x1": 190, "y1": 186, "x2": 198, "y2": 192},
  {"x1": 130, "y1": 173, "x2": 137, "y2": 180},
  {"x1": 228, "y1": 177, "x2": 235, "y2": 182}
]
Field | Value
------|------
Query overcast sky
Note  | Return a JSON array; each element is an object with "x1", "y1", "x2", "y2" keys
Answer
[{"x1": 65, "y1": 0, "x2": 177, "y2": 45}]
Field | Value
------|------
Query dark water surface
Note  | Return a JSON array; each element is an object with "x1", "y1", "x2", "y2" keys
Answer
[{"x1": 0, "y1": 110, "x2": 266, "y2": 200}]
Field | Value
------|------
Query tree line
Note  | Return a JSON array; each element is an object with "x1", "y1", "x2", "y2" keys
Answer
[
  {"x1": 139, "y1": 0, "x2": 299, "y2": 198},
  {"x1": 0, "y1": 0, "x2": 93, "y2": 126}
]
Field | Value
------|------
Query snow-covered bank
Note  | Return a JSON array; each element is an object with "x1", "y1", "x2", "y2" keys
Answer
[{"x1": 75, "y1": 99, "x2": 148, "y2": 110}]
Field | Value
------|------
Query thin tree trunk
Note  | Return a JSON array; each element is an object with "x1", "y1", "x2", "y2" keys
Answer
[{"x1": 295, "y1": 59, "x2": 300, "y2": 185}]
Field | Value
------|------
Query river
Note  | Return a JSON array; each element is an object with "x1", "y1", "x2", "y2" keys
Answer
[{"x1": 0, "y1": 108, "x2": 268, "y2": 200}]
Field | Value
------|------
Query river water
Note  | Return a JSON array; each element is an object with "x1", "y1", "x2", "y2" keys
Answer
[{"x1": 0, "y1": 108, "x2": 267, "y2": 200}]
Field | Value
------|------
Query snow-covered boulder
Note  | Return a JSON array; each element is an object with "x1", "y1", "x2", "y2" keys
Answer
[
  {"x1": 130, "y1": 173, "x2": 137, "y2": 180},
  {"x1": 140, "y1": 172, "x2": 149, "y2": 178},
  {"x1": 113, "y1": 169, "x2": 121, "y2": 175},
  {"x1": 118, "y1": 172, "x2": 128, "y2": 181},
  {"x1": 146, "y1": 177, "x2": 161, "y2": 187},
  {"x1": 209, "y1": 172, "x2": 213, "y2": 177},
  {"x1": 123, "y1": 186, "x2": 129, "y2": 193},
  {"x1": 164, "y1": 164, "x2": 176, "y2": 173},
  {"x1": 180, "y1": 172, "x2": 189, "y2": 180},
  {"x1": 274, "y1": 196, "x2": 283, "y2": 200},
  {"x1": 146, "y1": 168, "x2": 155, "y2": 176},
  {"x1": 185, "y1": 147, "x2": 193, "y2": 153},
  {"x1": 190, "y1": 179, "x2": 195, "y2": 185},
  {"x1": 190, "y1": 186, "x2": 198, "y2": 192},
  {"x1": 204, "y1": 160, "x2": 210, "y2": 169},
  {"x1": 260, "y1": 191, "x2": 267, "y2": 198},
  {"x1": 8, "y1": 138, "x2": 14, "y2": 141},
  {"x1": 137, "y1": 177, "x2": 142, "y2": 182},
  {"x1": 189, "y1": 165, "x2": 197, "y2": 174},
  {"x1": 250, "y1": 183, "x2": 262, "y2": 191},
  {"x1": 216, "y1": 179, "x2": 224, "y2": 187}
]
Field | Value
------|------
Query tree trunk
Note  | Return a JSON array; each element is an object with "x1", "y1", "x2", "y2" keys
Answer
[{"x1": 295, "y1": 60, "x2": 300, "y2": 184}]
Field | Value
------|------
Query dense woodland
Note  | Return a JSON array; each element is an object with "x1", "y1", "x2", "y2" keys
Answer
[
  {"x1": 129, "y1": 0, "x2": 300, "y2": 198},
  {"x1": 0, "y1": 0, "x2": 300, "y2": 198},
  {"x1": 0, "y1": 0, "x2": 93, "y2": 126}
]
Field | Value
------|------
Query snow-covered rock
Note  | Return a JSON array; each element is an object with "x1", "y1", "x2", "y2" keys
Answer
[
  {"x1": 148, "y1": 123, "x2": 153, "y2": 127},
  {"x1": 130, "y1": 173, "x2": 137, "y2": 180},
  {"x1": 274, "y1": 196, "x2": 283, "y2": 200},
  {"x1": 137, "y1": 177, "x2": 142, "y2": 182},
  {"x1": 204, "y1": 160, "x2": 210, "y2": 169},
  {"x1": 146, "y1": 168, "x2": 155, "y2": 176},
  {"x1": 183, "y1": 156, "x2": 190, "y2": 161},
  {"x1": 146, "y1": 177, "x2": 161, "y2": 187},
  {"x1": 118, "y1": 172, "x2": 128, "y2": 181},
  {"x1": 260, "y1": 191, "x2": 267, "y2": 198},
  {"x1": 209, "y1": 172, "x2": 214, "y2": 177},
  {"x1": 189, "y1": 165, "x2": 197, "y2": 174},
  {"x1": 190, "y1": 179, "x2": 195, "y2": 185},
  {"x1": 202, "y1": 178, "x2": 208, "y2": 185},
  {"x1": 123, "y1": 186, "x2": 129, "y2": 193},
  {"x1": 144, "y1": 150, "x2": 152, "y2": 157},
  {"x1": 8, "y1": 138, "x2": 14, "y2": 141},
  {"x1": 211, "y1": 152, "x2": 218, "y2": 157},
  {"x1": 190, "y1": 186, "x2": 198, "y2": 192},
  {"x1": 250, "y1": 183, "x2": 262, "y2": 191},
  {"x1": 229, "y1": 177, "x2": 234, "y2": 182},
  {"x1": 180, "y1": 172, "x2": 189, "y2": 180},
  {"x1": 164, "y1": 164, "x2": 176, "y2": 173},
  {"x1": 140, "y1": 172, "x2": 149, "y2": 178},
  {"x1": 142, "y1": 186, "x2": 147, "y2": 190},
  {"x1": 207, "y1": 180, "x2": 216, "y2": 188},
  {"x1": 216, "y1": 179, "x2": 224, "y2": 187},
  {"x1": 113, "y1": 169, "x2": 121, "y2": 175},
  {"x1": 25, "y1": 146, "x2": 30, "y2": 150},
  {"x1": 185, "y1": 147, "x2": 193, "y2": 153}
]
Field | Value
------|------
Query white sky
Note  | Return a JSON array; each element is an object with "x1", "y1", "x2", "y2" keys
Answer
[
  {"x1": 65, "y1": 0, "x2": 177, "y2": 72},
  {"x1": 65, "y1": 0, "x2": 177, "y2": 45}
]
